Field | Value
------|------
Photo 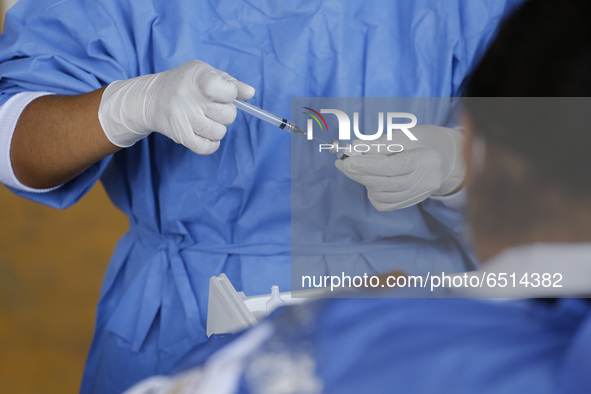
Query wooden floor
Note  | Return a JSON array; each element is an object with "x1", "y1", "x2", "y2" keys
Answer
[{"x1": 0, "y1": 183, "x2": 127, "y2": 393}]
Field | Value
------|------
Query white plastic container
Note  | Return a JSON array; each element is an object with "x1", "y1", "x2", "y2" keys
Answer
[{"x1": 206, "y1": 274, "x2": 323, "y2": 337}]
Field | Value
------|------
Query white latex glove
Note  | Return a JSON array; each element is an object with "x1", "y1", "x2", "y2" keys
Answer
[
  {"x1": 335, "y1": 125, "x2": 465, "y2": 211},
  {"x1": 98, "y1": 60, "x2": 255, "y2": 154}
]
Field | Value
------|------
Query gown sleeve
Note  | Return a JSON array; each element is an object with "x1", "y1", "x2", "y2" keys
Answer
[{"x1": 0, "y1": 0, "x2": 135, "y2": 208}]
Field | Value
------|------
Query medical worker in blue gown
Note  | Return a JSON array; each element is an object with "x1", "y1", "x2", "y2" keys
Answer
[
  {"x1": 125, "y1": 1, "x2": 591, "y2": 392},
  {"x1": 0, "y1": 0, "x2": 521, "y2": 392}
]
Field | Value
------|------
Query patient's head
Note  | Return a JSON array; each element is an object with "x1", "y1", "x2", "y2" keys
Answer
[{"x1": 462, "y1": 0, "x2": 591, "y2": 261}]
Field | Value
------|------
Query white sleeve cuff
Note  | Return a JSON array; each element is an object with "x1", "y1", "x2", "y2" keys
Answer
[
  {"x1": 0, "y1": 91, "x2": 60, "y2": 193},
  {"x1": 428, "y1": 188, "x2": 467, "y2": 211}
]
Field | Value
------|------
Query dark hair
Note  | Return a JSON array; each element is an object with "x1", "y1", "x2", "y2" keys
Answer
[
  {"x1": 465, "y1": 0, "x2": 591, "y2": 97},
  {"x1": 464, "y1": 0, "x2": 591, "y2": 195}
]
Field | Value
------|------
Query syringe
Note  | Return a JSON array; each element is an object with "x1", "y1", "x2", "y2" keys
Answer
[
  {"x1": 234, "y1": 100, "x2": 400, "y2": 161},
  {"x1": 233, "y1": 99, "x2": 306, "y2": 136}
]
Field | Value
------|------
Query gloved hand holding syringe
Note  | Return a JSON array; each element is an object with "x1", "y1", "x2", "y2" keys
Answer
[{"x1": 234, "y1": 99, "x2": 465, "y2": 211}]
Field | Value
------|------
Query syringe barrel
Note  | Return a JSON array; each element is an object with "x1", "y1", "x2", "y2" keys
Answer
[{"x1": 233, "y1": 99, "x2": 284, "y2": 129}]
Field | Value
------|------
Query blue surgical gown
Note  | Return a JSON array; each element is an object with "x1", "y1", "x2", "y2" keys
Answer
[
  {"x1": 187, "y1": 296, "x2": 590, "y2": 394},
  {"x1": 0, "y1": 0, "x2": 522, "y2": 392}
]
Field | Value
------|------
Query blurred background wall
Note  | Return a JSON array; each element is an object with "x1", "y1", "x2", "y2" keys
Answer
[{"x1": 0, "y1": 1, "x2": 128, "y2": 392}]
